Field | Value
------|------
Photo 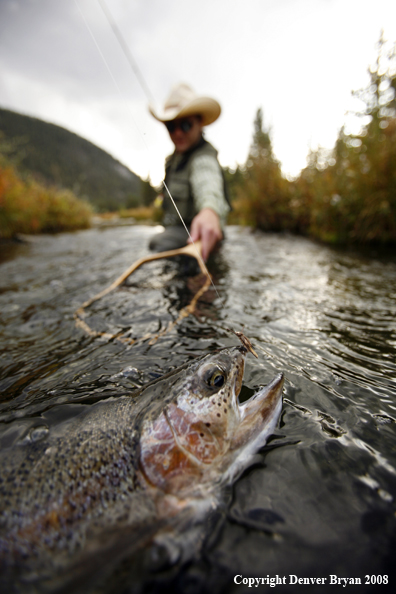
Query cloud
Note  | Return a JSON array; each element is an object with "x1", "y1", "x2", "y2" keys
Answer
[{"x1": 1, "y1": 0, "x2": 396, "y2": 184}]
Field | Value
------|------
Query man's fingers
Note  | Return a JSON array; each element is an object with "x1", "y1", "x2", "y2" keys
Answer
[
  {"x1": 187, "y1": 209, "x2": 222, "y2": 259},
  {"x1": 201, "y1": 228, "x2": 218, "y2": 261},
  {"x1": 187, "y1": 219, "x2": 199, "y2": 243}
]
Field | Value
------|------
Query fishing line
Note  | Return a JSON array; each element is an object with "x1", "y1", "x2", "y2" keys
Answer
[
  {"x1": 162, "y1": 182, "x2": 222, "y2": 303},
  {"x1": 95, "y1": 0, "x2": 222, "y2": 304},
  {"x1": 73, "y1": 0, "x2": 148, "y2": 150},
  {"x1": 74, "y1": 0, "x2": 223, "y2": 304},
  {"x1": 96, "y1": 0, "x2": 155, "y2": 104}
]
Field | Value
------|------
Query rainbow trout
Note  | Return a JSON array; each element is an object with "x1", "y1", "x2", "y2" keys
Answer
[{"x1": 0, "y1": 346, "x2": 283, "y2": 591}]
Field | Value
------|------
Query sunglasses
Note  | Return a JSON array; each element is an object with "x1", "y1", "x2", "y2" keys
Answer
[{"x1": 165, "y1": 119, "x2": 194, "y2": 134}]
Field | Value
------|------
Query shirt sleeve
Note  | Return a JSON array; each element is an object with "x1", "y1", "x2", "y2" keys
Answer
[{"x1": 190, "y1": 154, "x2": 230, "y2": 226}]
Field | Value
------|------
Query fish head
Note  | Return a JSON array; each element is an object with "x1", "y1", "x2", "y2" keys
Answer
[{"x1": 139, "y1": 346, "x2": 283, "y2": 496}]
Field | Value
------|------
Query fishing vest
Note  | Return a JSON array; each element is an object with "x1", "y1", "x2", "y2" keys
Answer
[{"x1": 162, "y1": 137, "x2": 229, "y2": 227}]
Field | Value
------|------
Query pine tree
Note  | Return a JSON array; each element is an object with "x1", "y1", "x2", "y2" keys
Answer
[{"x1": 250, "y1": 108, "x2": 273, "y2": 159}]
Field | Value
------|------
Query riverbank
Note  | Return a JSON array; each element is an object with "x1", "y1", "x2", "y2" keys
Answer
[{"x1": 0, "y1": 163, "x2": 92, "y2": 239}]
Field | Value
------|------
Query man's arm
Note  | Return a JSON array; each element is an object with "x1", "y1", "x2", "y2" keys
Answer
[{"x1": 188, "y1": 154, "x2": 230, "y2": 260}]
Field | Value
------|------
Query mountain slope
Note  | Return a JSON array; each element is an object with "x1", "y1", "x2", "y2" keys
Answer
[{"x1": 0, "y1": 108, "x2": 143, "y2": 212}]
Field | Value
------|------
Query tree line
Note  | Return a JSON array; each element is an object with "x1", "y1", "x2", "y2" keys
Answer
[
  {"x1": 1, "y1": 34, "x2": 395, "y2": 244},
  {"x1": 227, "y1": 34, "x2": 396, "y2": 245},
  {"x1": 0, "y1": 135, "x2": 92, "y2": 239},
  {"x1": 0, "y1": 108, "x2": 154, "y2": 212}
]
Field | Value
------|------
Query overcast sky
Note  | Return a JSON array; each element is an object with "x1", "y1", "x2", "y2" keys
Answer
[{"x1": 1, "y1": 0, "x2": 396, "y2": 185}]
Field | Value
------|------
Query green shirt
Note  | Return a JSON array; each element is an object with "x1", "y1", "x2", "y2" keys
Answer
[{"x1": 162, "y1": 137, "x2": 230, "y2": 227}]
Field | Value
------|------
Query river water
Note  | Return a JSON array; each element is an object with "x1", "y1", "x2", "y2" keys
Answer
[{"x1": 1, "y1": 225, "x2": 395, "y2": 593}]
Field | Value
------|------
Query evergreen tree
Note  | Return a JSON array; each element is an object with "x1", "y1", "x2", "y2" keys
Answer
[
  {"x1": 292, "y1": 33, "x2": 396, "y2": 243},
  {"x1": 232, "y1": 108, "x2": 293, "y2": 231},
  {"x1": 250, "y1": 108, "x2": 273, "y2": 159}
]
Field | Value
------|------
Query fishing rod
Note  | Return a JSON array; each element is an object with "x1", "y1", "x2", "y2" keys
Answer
[
  {"x1": 93, "y1": 0, "x2": 217, "y2": 285},
  {"x1": 96, "y1": 0, "x2": 155, "y2": 104}
]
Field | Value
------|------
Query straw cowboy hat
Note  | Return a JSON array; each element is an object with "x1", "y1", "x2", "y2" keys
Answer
[{"x1": 149, "y1": 83, "x2": 221, "y2": 126}]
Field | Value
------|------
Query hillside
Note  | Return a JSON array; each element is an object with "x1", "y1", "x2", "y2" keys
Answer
[{"x1": 0, "y1": 108, "x2": 145, "y2": 212}]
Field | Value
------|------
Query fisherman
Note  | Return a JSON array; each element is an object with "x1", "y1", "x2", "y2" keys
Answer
[{"x1": 148, "y1": 83, "x2": 230, "y2": 261}]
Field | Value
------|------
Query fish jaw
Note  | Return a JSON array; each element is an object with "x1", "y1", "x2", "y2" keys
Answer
[{"x1": 222, "y1": 373, "x2": 284, "y2": 483}]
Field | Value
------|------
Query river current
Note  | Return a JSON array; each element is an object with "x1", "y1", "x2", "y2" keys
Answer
[{"x1": 0, "y1": 225, "x2": 395, "y2": 593}]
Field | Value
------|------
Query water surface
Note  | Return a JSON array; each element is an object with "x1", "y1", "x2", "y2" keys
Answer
[{"x1": 1, "y1": 225, "x2": 395, "y2": 593}]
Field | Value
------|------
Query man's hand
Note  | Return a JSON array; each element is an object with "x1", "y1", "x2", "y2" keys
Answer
[{"x1": 188, "y1": 208, "x2": 223, "y2": 261}]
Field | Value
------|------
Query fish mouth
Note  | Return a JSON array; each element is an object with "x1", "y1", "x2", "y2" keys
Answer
[
  {"x1": 228, "y1": 370, "x2": 284, "y2": 454},
  {"x1": 238, "y1": 372, "x2": 284, "y2": 420},
  {"x1": 231, "y1": 344, "x2": 283, "y2": 415},
  {"x1": 230, "y1": 342, "x2": 283, "y2": 423}
]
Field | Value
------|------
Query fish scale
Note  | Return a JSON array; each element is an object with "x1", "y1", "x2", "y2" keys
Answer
[
  {"x1": 0, "y1": 400, "x2": 140, "y2": 563},
  {"x1": 0, "y1": 347, "x2": 283, "y2": 592}
]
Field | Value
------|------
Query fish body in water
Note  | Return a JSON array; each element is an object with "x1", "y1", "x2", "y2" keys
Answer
[{"x1": 0, "y1": 346, "x2": 283, "y2": 590}]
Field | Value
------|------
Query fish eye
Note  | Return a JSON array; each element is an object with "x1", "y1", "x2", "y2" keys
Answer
[{"x1": 205, "y1": 368, "x2": 226, "y2": 389}]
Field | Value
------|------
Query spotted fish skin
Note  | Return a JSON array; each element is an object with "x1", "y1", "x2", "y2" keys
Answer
[
  {"x1": 0, "y1": 399, "x2": 144, "y2": 571},
  {"x1": 0, "y1": 346, "x2": 283, "y2": 590}
]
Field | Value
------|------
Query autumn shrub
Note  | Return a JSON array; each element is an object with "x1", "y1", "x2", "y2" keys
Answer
[
  {"x1": 0, "y1": 163, "x2": 92, "y2": 239},
  {"x1": 291, "y1": 35, "x2": 396, "y2": 244},
  {"x1": 118, "y1": 204, "x2": 162, "y2": 223},
  {"x1": 231, "y1": 35, "x2": 396, "y2": 245},
  {"x1": 231, "y1": 156, "x2": 296, "y2": 231},
  {"x1": 229, "y1": 108, "x2": 301, "y2": 232}
]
